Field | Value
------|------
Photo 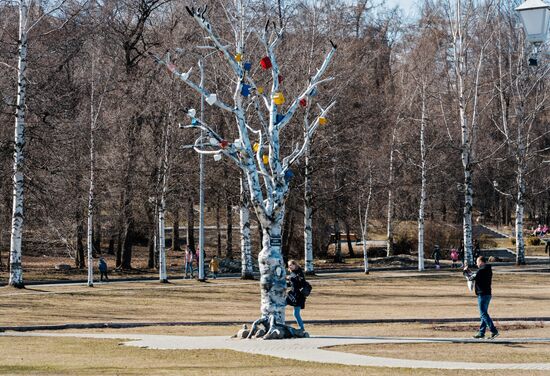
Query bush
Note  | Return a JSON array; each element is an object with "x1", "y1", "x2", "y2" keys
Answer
[
  {"x1": 528, "y1": 237, "x2": 541, "y2": 246},
  {"x1": 478, "y1": 234, "x2": 498, "y2": 248}
]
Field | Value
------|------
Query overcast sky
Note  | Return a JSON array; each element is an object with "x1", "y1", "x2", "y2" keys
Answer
[{"x1": 385, "y1": 0, "x2": 419, "y2": 17}]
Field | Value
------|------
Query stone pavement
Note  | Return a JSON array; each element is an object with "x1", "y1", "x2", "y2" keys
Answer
[{"x1": 3, "y1": 332, "x2": 550, "y2": 370}]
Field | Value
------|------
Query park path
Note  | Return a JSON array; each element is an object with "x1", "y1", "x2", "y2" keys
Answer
[{"x1": 2, "y1": 332, "x2": 550, "y2": 371}]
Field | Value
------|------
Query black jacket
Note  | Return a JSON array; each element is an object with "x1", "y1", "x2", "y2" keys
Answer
[
  {"x1": 286, "y1": 268, "x2": 306, "y2": 309},
  {"x1": 467, "y1": 264, "x2": 493, "y2": 296}
]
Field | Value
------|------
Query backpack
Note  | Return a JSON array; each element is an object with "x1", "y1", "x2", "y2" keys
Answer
[{"x1": 299, "y1": 278, "x2": 312, "y2": 297}]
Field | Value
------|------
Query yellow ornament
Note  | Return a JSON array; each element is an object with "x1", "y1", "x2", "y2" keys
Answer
[
  {"x1": 253, "y1": 143, "x2": 260, "y2": 152},
  {"x1": 262, "y1": 155, "x2": 269, "y2": 164},
  {"x1": 257, "y1": 86, "x2": 264, "y2": 95},
  {"x1": 273, "y1": 92, "x2": 285, "y2": 105},
  {"x1": 235, "y1": 53, "x2": 243, "y2": 62},
  {"x1": 319, "y1": 117, "x2": 328, "y2": 125}
]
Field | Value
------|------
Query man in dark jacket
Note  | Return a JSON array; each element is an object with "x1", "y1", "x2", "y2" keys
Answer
[{"x1": 464, "y1": 256, "x2": 499, "y2": 339}]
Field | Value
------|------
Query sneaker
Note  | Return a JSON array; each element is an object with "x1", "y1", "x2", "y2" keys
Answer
[
  {"x1": 489, "y1": 331, "x2": 499, "y2": 339},
  {"x1": 473, "y1": 332, "x2": 485, "y2": 339}
]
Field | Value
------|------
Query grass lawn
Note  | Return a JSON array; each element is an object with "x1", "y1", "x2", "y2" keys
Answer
[{"x1": 1, "y1": 270, "x2": 550, "y2": 375}]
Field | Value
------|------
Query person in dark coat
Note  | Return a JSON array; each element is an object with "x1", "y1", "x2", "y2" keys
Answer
[
  {"x1": 458, "y1": 240, "x2": 465, "y2": 266},
  {"x1": 286, "y1": 259, "x2": 306, "y2": 331},
  {"x1": 98, "y1": 257, "x2": 108, "y2": 281},
  {"x1": 432, "y1": 245, "x2": 441, "y2": 268},
  {"x1": 464, "y1": 256, "x2": 499, "y2": 339},
  {"x1": 473, "y1": 239, "x2": 481, "y2": 261}
]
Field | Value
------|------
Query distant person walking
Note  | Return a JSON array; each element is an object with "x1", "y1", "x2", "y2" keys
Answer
[
  {"x1": 432, "y1": 245, "x2": 441, "y2": 268},
  {"x1": 458, "y1": 240, "x2": 465, "y2": 266},
  {"x1": 209, "y1": 256, "x2": 219, "y2": 279},
  {"x1": 184, "y1": 246, "x2": 195, "y2": 279},
  {"x1": 450, "y1": 248, "x2": 459, "y2": 268},
  {"x1": 286, "y1": 259, "x2": 307, "y2": 332},
  {"x1": 464, "y1": 256, "x2": 499, "y2": 339},
  {"x1": 98, "y1": 257, "x2": 108, "y2": 281}
]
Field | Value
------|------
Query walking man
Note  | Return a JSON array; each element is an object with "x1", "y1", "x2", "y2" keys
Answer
[
  {"x1": 464, "y1": 256, "x2": 499, "y2": 339},
  {"x1": 98, "y1": 257, "x2": 108, "y2": 282}
]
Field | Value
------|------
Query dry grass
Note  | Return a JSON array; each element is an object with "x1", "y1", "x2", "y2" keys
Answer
[
  {"x1": 1, "y1": 271, "x2": 550, "y2": 328},
  {"x1": 1, "y1": 271, "x2": 550, "y2": 375},
  {"x1": 332, "y1": 342, "x2": 550, "y2": 364},
  {"x1": 1, "y1": 336, "x2": 550, "y2": 376}
]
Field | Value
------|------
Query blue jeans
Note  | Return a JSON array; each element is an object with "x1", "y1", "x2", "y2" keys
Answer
[
  {"x1": 185, "y1": 262, "x2": 194, "y2": 277},
  {"x1": 477, "y1": 295, "x2": 497, "y2": 335},
  {"x1": 293, "y1": 306, "x2": 304, "y2": 331}
]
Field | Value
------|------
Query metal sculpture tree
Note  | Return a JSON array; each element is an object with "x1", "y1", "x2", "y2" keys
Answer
[{"x1": 153, "y1": 4, "x2": 336, "y2": 339}]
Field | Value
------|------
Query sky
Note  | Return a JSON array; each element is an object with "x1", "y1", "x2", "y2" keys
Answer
[{"x1": 385, "y1": 0, "x2": 419, "y2": 17}]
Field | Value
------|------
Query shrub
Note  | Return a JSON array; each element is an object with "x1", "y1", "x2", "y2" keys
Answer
[{"x1": 528, "y1": 237, "x2": 541, "y2": 246}]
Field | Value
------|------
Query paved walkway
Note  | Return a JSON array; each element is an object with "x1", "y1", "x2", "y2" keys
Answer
[{"x1": 3, "y1": 332, "x2": 550, "y2": 370}]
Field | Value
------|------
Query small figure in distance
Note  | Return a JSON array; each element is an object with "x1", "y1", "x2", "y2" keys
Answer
[
  {"x1": 98, "y1": 257, "x2": 108, "y2": 282},
  {"x1": 209, "y1": 255, "x2": 219, "y2": 279},
  {"x1": 432, "y1": 245, "x2": 441, "y2": 269},
  {"x1": 464, "y1": 256, "x2": 499, "y2": 340},
  {"x1": 184, "y1": 245, "x2": 195, "y2": 279},
  {"x1": 450, "y1": 248, "x2": 459, "y2": 269}
]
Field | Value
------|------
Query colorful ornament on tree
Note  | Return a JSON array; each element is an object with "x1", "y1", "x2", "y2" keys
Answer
[
  {"x1": 191, "y1": 118, "x2": 199, "y2": 125},
  {"x1": 243, "y1": 61, "x2": 252, "y2": 71},
  {"x1": 253, "y1": 143, "x2": 260, "y2": 152},
  {"x1": 220, "y1": 140, "x2": 229, "y2": 149},
  {"x1": 273, "y1": 92, "x2": 285, "y2": 105},
  {"x1": 257, "y1": 86, "x2": 264, "y2": 95},
  {"x1": 188, "y1": 108, "x2": 197, "y2": 118},
  {"x1": 241, "y1": 84, "x2": 251, "y2": 97},
  {"x1": 206, "y1": 93, "x2": 217, "y2": 105},
  {"x1": 310, "y1": 87, "x2": 318, "y2": 97},
  {"x1": 284, "y1": 169, "x2": 294, "y2": 183},
  {"x1": 260, "y1": 56, "x2": 272, "y2": 70},
  {"x1": 318, "y1": 117, "x2": 327, "y2": 125},
  {"x1": 299, "y1": 98, "x2": 307, "y2": 107},
  {"x1": 234, "y1": 139, "x2": 242, "y2": 148},
  {"x1": 235, "y1": 53, "x2": 243, "y2": 62},
  {"x1": 262, "y1": 155, "x2": 269, "y2": 164},
  {"x1": 278, "y1": 75, "x2": 284, "y2": 84},
  {"x1": 275, "y1": 114, "x2": 284, "y2": 124},
  {"x1": 214, "y1": 154, "x2": 222, "y2": 161},
  {"x1": 210, "y1": 138, "x2": 219, "y2": 146}
]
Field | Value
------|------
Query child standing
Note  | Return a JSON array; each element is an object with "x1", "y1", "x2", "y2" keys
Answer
[
  {"x1": 450, "y1": 248, "x2": 459, "y2": 268},
  {"x1": 209, "y1": 256, "x2": 219, "y2": 279}
]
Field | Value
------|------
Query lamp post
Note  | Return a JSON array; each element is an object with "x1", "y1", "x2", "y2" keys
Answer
[{"x1": 516, "y1": 0, "x2": 550, "y2": 65}]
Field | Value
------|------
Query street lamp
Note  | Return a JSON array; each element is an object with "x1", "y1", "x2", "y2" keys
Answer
[{"x1": 516, "y1": 0, "x2": 550, "y2": 65}]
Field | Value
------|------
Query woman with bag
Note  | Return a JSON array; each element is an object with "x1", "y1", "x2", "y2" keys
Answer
[{"x1": 286, "y1": 259, "x2": 307, "y2": 332}]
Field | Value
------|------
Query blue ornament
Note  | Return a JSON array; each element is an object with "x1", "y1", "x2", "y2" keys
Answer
[
  {"x1": 241, "y1": 84, "x2": 251, "y2": 97},
  {"x1": 275, "y1": 114, "x2": 284, "y2": 124},
  {"x1": 310, "y1": 87, "x2": 318, "y2": 97},
  {"x1": 191, "y1": 118, "x2": 199, "y2": 125},
  {"x1": 243, "y1": 61, "x2": 252, "y2": 71},
  {"x1": 284, "y1": 169, "x2": 294, "y2": 182}
]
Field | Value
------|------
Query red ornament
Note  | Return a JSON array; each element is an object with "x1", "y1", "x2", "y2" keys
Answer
[
  {"x1": 260, "y1": 56, "x2": 272, "y2": 70},
  {"x1": 278, "y1": 75, "x2": 284, "y2": 84},
  {"x1": 220, "y1": 140, "x2": 229, "y2": 149},
  {"x1": 166, "y1": 63, "x2": 176, "y2": 73},
  {"x1": 299, "y1": 98, "x2": 307, "y2": 107}
]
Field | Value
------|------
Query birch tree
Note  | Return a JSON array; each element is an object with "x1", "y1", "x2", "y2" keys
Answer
[
  {"x1": 444, "y1": 0, "x2": 495, "y2": 266},
  {"x1": 154, "y1": 3, "x2": 336, "y2": 338},
  {"x1": 492, "y1": 2, "x2": 550, "y2": 265}
]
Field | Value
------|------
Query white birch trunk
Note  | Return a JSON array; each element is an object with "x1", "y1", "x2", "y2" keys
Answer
[
  {"x1": 515, "y1": 132, "x2": 526, "y2": 265},
  {"x1": 87, "y1": 118, "x2": 95, "y2": 287},
  {"x1": 9, "y1": 0, "x2": 29, "y2": 288},
  {"x1": 417, "y1": 87, "x2": 427, "y2": 272},
  {"x1": 258, "y1": 220, "x2": 286, "y2": 325},
  {"x1": 304, "y1": 143, "x2": 314, "y2": 274},
  {"x1": 158, "y1": 199, "x2": 167, "y2": 282},
  {"x1": 240, "y1": 175, "x2": 254, "y2": 279},
  {"x1": 453, "y1": 1, "x2": 474, "y2": 266},
  {"x1": 359, "y1": 170, "x2": 373, "y2": 274},
  {"x1": 386, "y1": 128, "x2": 396, "y2": 257}
]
